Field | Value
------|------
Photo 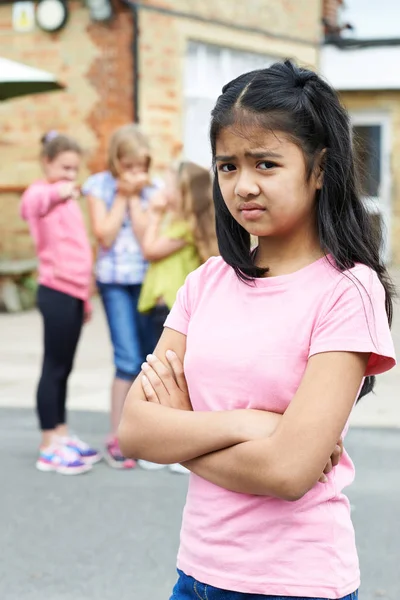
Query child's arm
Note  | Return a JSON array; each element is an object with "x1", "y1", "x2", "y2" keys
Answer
[
  {"x1": 87, "y1": 193, "x2": 127, "y2": 249},
  {"x1": 118, "y1": 327, "x2": 282, "y2": 464},
  {"x1": 20, "y1": 182, "x2": 75, "y2": 218},
  {"x1": 128, "y1": 196, "x2": 149, "y2": 242},
  {"x1": 181, "y1": 352, "x2": 368, "y2": 500},
  {"x1": 130, "y1": 188, "x2": 188, "y2": 259},
  {"x1": 136, "y1": 350, "x2": 343, "y2": 489},
  {"x1": 135, "y1": 348, "x2": 363, "y2": 499},
  {"x1": 140, "y1": 209, "x2": 187, "y2": 261}
]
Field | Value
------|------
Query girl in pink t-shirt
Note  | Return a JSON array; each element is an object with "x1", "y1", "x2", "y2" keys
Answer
[
  {"x1": 21, "y1": 132, "x2": 101, "y2": 475},
  {"x1": 118, "y1": 61, "x2": 396, "y2": 599}
]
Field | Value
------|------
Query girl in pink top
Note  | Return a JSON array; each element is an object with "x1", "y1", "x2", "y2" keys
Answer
[
  {"x1": 118, "y1": 62, "x2": 396, "y2": 599},
  {"x1": 21, "y1": 132, "x2": 101, "y2": 475}
]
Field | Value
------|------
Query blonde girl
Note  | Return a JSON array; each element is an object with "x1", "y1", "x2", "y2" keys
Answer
[
  {"x1": 132, "y1": 162, "x2": 218, "y2": 473},
  {"x1": 137, "y1": 161, "x2": 218, "y2": 340},
  {"x1": 82, "y1": 124, "x2": 157, "y2": 469}
]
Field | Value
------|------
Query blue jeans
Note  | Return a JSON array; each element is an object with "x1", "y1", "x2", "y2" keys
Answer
[
  {"x1": 97, "y1": 282, "x2": 155, "y2": 380},
  {"x1": 170, "y1": 570, "x2": 359, "y2": 600}
]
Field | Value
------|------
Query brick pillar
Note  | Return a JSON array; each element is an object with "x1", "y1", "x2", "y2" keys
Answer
[
  {"x1": 322, "y1": 0, "x2": 343, "y2": 33},
  {"x1": 86, "y1": 5, "x2": 135, "y2": 173}
]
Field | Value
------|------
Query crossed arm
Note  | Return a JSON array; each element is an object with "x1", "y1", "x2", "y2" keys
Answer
[{"x1": 118, "y1": 327, "x2": 367, "y2": 501}]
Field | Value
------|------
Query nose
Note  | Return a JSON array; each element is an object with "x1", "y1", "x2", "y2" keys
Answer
[{"x1": 234, "y1": 170, "x2": 260, "y2": 199}]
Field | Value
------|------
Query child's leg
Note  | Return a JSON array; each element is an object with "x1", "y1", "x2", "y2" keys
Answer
[
  {"x1": 36, "y1": 286, "x2": 83, "y2": 447},
  {"x1": 97, "y1": 282, "x2": 144, "y2": 468},
  {"x1": 98, "y1": 283, "x2": 143, "y2": 434},
  {"x1": 110, "y1": 377, "x2": 133, "y2": 436},
  {"x1": 54, "y1": 296, "x2": 84, "y2": 436},
  {"x1": 149, "y1": 304, "x2": 170, "y2": 346},
  {"x1": 132, "y1": 288, "x2": 170, "y2": 472}
]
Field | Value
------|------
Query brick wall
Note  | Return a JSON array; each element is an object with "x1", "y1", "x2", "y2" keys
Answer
[
  {"x1": 0, "y1": 1, "x2": 135, "y2": 258},
  {"x1": 322, "y1": 0, "x2": 343, "y2": 29},
  {"x1": 138, "y1": 0, "x2": 321, "y2": 174},
  {"x1": 86, "y1": 9, "x2": 135, "y2": 173},
  {"x1": 0, "y1": 0, "x2": 322, "y2": 259},
  {"x1": 140, "y1": 0, "x2": 322, "y2": 44}
]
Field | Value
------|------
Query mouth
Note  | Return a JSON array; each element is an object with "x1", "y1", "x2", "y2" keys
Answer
[{"x1": 239, "y1": 203, "x2": 266, "y2": 221}]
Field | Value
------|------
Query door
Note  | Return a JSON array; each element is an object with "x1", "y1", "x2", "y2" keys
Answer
[{"x1": 351, "y1": 112, "x2": 391, "y2": 262}]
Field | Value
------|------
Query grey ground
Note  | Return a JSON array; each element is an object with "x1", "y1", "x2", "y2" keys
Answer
[{"x1": 1, "y1": 409, "x2": 399, "y2": 600}]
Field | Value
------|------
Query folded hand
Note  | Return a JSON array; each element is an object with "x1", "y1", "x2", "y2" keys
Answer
[{"x1": 141, "y1": 351, "x2": 192, "y2": 411}]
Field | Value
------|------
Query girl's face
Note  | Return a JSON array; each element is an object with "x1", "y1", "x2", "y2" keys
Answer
[
  {"x1": 119, "y1": 153, "x2": 149, "y2": 176},
  {"x1": 215, "y1": 126, "x2": 322, "y2": 240},
  {"x1": 43, "y1": 151, "x2": 80, "y2": 183}
]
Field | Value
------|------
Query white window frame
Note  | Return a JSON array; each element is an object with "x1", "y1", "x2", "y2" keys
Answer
[{"x1": 350, "y1": 111, "x2": 392, "y2": 262}]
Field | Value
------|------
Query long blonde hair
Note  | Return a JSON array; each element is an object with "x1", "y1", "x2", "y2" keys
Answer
[
  {"x1": 108, "y1": 124, "x2": 151, "y2": 177},
  {"x1": 177, "y1": 161, "x2": 218, "y2": 262}
]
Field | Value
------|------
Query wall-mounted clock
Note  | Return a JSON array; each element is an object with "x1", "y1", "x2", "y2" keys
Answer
[{"x1": 36, "y1": 0, "x2": 69, "y2": 33}]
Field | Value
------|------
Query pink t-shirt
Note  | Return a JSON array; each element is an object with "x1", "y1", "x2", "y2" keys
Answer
[{"x1": 164, "y1": 255, "x2": 396, "y2": 599}]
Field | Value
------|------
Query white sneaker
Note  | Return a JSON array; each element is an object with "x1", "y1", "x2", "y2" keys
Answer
[
  {"x1": 137, "y1": 460, "x2": 167, "y2": 471},
  {"x1": 168, "y1": 463, "x2": 190, "y2": 475}
]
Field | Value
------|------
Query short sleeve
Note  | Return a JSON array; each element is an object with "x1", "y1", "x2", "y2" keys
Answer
[
  {"x1": 164, "y1": 267, "x2": 199, "y2": 335},
  {"x1": 81, "y1": 173, "x2": 107, "y2": 200},
  {"x1": 309, "y1": 267, "x2": 396, "y2": 376}
]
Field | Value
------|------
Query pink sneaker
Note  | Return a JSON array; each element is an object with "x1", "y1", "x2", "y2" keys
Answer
[
  {"x1": 104, "y1": 437, "x2": 136, "y2": 469},
  {"x1": 36, "y1": 444, "x2": 91, "y2": 475}
]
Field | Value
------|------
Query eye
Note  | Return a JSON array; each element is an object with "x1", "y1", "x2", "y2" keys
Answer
[
  {"x1": 218, "y1": 163, "x2": 236, "y2": 173},
  {"x1": 257, "y1": 161, "x2": 277, "y2": 170}
]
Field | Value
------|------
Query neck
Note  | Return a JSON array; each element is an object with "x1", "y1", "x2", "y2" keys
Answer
[{"x1": 255, "y1": 227, "x2": 323, "y2": 278}]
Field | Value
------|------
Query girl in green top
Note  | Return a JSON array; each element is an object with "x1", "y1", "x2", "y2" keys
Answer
[
  {"x1": 137, "y1": 161, "x2": 218, "y2": 342},
  {"x1": 133, "y1": 161, "x2": 218, "y2": 474}
]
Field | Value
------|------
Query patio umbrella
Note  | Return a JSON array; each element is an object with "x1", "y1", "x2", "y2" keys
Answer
[{"x1": 0, "y1": 57, "x2": 64, "y2": 101}]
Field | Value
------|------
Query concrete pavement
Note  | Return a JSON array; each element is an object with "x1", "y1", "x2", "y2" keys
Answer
[{"x1": 1, "y1": 408, "x2": 399, "y2": 600}]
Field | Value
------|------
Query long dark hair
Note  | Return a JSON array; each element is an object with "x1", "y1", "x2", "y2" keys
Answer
[{"x1": 210, "y1": 59, "x2": 394, "y2": 400}]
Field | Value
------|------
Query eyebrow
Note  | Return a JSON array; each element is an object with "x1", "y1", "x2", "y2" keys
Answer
[{"x1": 215, "y1": 151, "x2": 284, "y2": 161}]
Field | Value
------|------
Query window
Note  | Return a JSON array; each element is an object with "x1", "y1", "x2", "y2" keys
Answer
[
  {"x1": 184, "y1": 42, "x2": 275, "y2": 167},
  {"x1": 353, "y1": 125, "x2": 381, "y2": 198},
  {"x1": 350, "y1": 112, "x2": 391, "y2": 262}
]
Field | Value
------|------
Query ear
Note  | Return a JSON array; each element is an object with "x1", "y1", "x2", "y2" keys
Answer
[{"x1": 315, "y1": 148, "x2": 326, "y2": 190}]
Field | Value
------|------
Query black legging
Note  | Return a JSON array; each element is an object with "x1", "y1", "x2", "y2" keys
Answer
[{"x1": 37, "y1": 285, "x2": 83, "y2": 431}]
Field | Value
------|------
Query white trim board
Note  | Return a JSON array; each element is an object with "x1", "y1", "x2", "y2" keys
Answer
[{"x1": 321, "y1": 45, "x2": 400, "y2": 91}]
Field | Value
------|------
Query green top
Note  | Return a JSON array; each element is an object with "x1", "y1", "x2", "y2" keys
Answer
[{"x1": 138, "y1": 219, "x2": 201, "y2": 313}]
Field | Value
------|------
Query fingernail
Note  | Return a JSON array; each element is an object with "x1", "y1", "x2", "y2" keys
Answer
[
  {"x1": 142, "y1": 375, "x2": 148, "y2": 383},
  {"x1": 321, "y1": 475, "x2": 328, "y2": 483},
  {"x1": 141, "y1": 362, "x2": 149, "y2": 370},
  {"x1": 166, "y1": 350, "x2": 176, "y2": 359},
  {"x1": 335, "y1": 445, "x2": 341, "y2": 453},
  {"x1": 146, "y1": 354, "x2": 155, "y2": 362}
]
